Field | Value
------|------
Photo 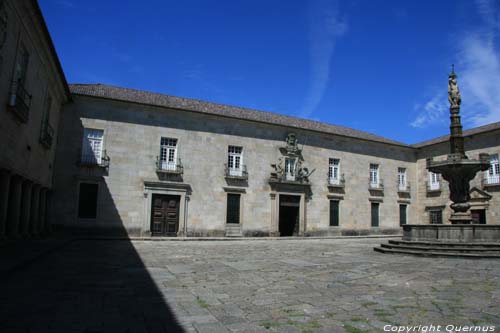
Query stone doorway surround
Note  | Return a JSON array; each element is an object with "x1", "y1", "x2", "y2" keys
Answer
[
  {"x1": 143, "y1": 181, "x2": 191, "y2": 237},
  {"x1": 270, "y1": 191, "x2": 306, "y2": 237}
]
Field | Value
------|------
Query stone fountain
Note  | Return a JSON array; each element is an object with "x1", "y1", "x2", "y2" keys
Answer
[
  {"x1": 374, "y1": 68, "x2": 500, "y2": 256},
  {"x1": 426, "y1": 67, "x2": 491, "y2": 224}
]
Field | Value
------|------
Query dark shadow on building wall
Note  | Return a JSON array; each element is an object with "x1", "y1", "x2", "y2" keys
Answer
[{"x1": 0, "y1": 127, "x2": 185, "y2": 332}]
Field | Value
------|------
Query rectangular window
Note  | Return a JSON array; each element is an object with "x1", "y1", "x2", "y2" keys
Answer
[
  {"x1": 226, "y1": 193, "x2": 241, "y2": 224},
  {"x1": 487, "y1": 154, "x2": 499, "y2": 184},
  {"x1": 81, "y1": 128, "x2": 104, "y2": 164},
  {"x1": 160, "y1": 137, "x2": 178, "y2": 171},
  {"x1": 398, "y1": 167, "x2": 407, "y2": 190},
  {"x1": 370, "y1": 164, "x2": 379, "y2": 186},
  {"x1": 228, "y1": 146, "x2": 243, "y2": 176},
  {"x1": 399, "y1": 204, "x2": 407, "y2": 226},
  {"x1": 329, "y1": 200, "x2": 339, "y2": 226},
  {"x1": 371, "y1": 202, "x2": 379, "y2": 227},
  {"x1": 429, "y1": 172, "x2": 441, "y2": 190},
  {"x1": 285, "y1": 157, "x2": 296, "y2": 181},
  {"x1": 15, "y1": 44, "x2": 29, "y2": 86},
  {"x1": 328, "y1": 158, "x2": 340, "y2": 185},
  {"x1": 429, "y1": 210, "x2": 443, "y2": 224},
  {"x1": 78, "y1": 183, "x2": 98, "y2": 219}
]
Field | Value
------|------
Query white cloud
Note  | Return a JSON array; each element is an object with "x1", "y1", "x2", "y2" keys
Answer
[
  {"x1": 411, "y1": 0, "x2": 500, "y2": 128},
  {"x1": 298, "y1": 0, "x2": 347, "y2": 119},
  {"x1": 410, "y1": 93, "x2": 448, "y2": 128}
]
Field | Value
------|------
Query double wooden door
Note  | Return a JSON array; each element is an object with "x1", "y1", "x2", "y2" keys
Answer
[{"x1": 151, "y1": 194, "x2": 180, "y2": 236}]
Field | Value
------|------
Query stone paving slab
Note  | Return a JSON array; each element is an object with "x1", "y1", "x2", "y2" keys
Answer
[{"x1": 0, "y1": 238, "x2": 499, "y2": 332}]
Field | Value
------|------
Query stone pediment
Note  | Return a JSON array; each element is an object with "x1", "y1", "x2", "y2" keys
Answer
[{"x1": 469, "y1": 187, "x2": 492, "y2": 201}]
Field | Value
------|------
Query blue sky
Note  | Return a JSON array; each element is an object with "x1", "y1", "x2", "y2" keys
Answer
[{"x1": 40, "y1": 0, "x2": 500, "y2": 144}]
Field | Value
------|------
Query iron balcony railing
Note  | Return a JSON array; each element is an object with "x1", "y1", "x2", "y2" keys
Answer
[
  {"x1": 224, "y1": 164, "x2": 248, "y2": 179},
  {"x1": 369, "y1": 178, "x2": 384, "y2": 190},
  {"x1": 156, "y1": 156, "x2": 183, "y2": 174},
  {"x1": 482, "y1": 175, "x2": 500, "y2": 187},
  {"x1": 80, "y1": 150, "x2": 110, "y2": 168},
  {"x1": 426, "y1": 181, "x2": 441, "y2": 192},
  {"x1": 327, "y1": 173, "x2": 345, "y2": 187},
  {"x1": 39, "y1": 121, "x2": 55, "y2": 148},
  {"x1": 397, "y1": 181, "x2": 411, "y2": 192},
  {"x1": 8, "y1": 80, "x2": 32, "y2": 122}
]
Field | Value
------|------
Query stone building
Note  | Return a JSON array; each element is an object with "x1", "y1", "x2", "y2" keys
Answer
[
  {"x1": 50, "y1": 84, "x2": 500, "y2": 237},
  {"x1": 0, "y1": 0, "x2": 70, "y2": 239}
]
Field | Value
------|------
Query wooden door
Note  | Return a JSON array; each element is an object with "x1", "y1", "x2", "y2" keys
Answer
[{"x1": 151, "y1": 195, "x2": 180, "y2": 236}]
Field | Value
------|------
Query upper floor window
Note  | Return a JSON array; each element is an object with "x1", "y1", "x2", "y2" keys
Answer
[
  {"x1": 285, "y1": 157, "x2": 296, "y2": 181},
  {"x1": 398, "y1": 167, "x2": 407, "y2": 190},
  {"x1": 8, "y1": 44, "x2": 31, "y2": 121},
  {"x1": 81, "y1": 128, "x2": 104, "y2": 165},
  {"x1": 159, "y1": 137, "x2": 178, "y2": 171},
  {"x1": 39, "y1": 94, "x2": 54, "y2": 148},
  {"x1": 485, "y1": 154, "x2": 499, "y2": 185},
  {"x1": 428, "y1": 172, "x2": 441, "y2": 191},
  {"x1": 328, "y1": 158, "x2": 340, "y2": 185},
  {"x1": 369, "y1": 164, "x2": 379, "y2": 186},
  {"x1": 228, "y1": 146, "x2": 243, "y2": 176}
]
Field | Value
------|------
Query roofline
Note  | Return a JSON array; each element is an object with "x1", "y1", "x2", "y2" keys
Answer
[
  {"x1": 412, "y1": 122, "x2": 500, "y2": 148},
  {"x1": 33, "y1": 0, "x2": 71, "y2": 101},
  {"x1": 70, "y1": 90, "x2": 415, "y2": 150}
]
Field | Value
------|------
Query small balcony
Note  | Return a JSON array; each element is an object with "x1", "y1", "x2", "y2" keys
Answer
[
  {"x1": 156, "y1": 157, "x2": 183, "y2": 175},
  {"x1": 482, "y1": 175, "x2": 500, "y2": 188},
  {"x1": 327, "y1": 174, "x2": 345, "y2": 188},
  {"x1": 8, "y1": 81, "x2": 32, "y2": 123},
  {"x1": 80, "y1": 150, "x2": 110, "y2": 168},
  {"x1": 426, "y1": 181, "x2": 441, "y2": 193},
  {"x1": 369, "y1": 179, "x2": 384, "y2": 190},
  {"x1": 224, "y1": 164, "x2": 248, "y2": 180},
  {"x1": 39, "y1": 121, "x2": 55, "y2": 149},
  {"x1": 397, "y1": 181, "x2": 411, "y2": 193}
]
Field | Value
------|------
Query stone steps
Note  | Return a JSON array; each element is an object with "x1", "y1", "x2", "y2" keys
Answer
[
  {"x1": 225, "y1": 225, "x2": 242, "y2": 237},
  {"x1": 374, "y1": 239, "x2": 500, "y2": 258}
]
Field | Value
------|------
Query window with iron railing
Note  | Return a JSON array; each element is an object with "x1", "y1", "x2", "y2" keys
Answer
[
  {"x1": 369, "y1": 164, "x2": 381, "y2": 188},
  {"x1": 398, "y1": 167, "x2": 408, "y2": 191},
  {"x1": 8, "y1": 45, "x2": 31, "y2": 122},
  {"x1": 227, "y1": 146, "x2": 243, "y2": 177},
  {"x1": 159, "y1": 137, "x2": 178, "y2": 171},
  {"x1": 484, "y1": 154, "x2": 500, "y2": 185},
  {"x1": 328, "y1": 158, "x2": 340, "y2": 185},
  {"x1": 81, "y1": 128, "x2": 104, "y2": 165},
  {"x1": 428, "y1": 172, "x2": 441, "y2": 191}
]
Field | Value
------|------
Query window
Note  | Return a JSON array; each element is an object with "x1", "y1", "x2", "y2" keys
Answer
[
  {"x1": 226, "y1": 193, "x2": 241, "y2": 224},
  {"x1": 369, "y1": 164, "x2": 379, "y2": 187},
  {"x1": 329, "y1": 200, "x2": 339, "y2": 226},
  {"x1": 429, "y1": 172, "x2": 441, "y2": 191},
  {"x1": 159, "y1": 137, "x2": 178, "y2": 171},
  {"x1": 486, "y1": 154, "x2": 499, "y2": 185},
  {"x1": 228, "y1": 146, "x2": 243, "y2": 176},
  {"x1": 8, "y1": 44, "x2": 31, "y2": 121},
  {"x1": 285, "y1": 157, "x2": 296, "y2": 181},
  {"x1": 78, "y1": 183, "x2": 98, "y2": 219},
  {"x1": 81, "y1": 128, "x2": 104, "y2": 164},
  {"x1": 328, "y1": 158, "x2": 340, "y2": 185},
  {"x1": 371, "y1": 202, "x2": 379, "y2": 227},
  {"x1": 429, "y1": 209, "x2": 443, "y2": 224},
  {"x1": 399, "y1": 204, "x2": 407, "y2": 225},
  {"x1": 40, "y1": 95, "x2": 54, "y2": 147},
  {"x1": 398, "y1": 167, "x2": 407, "y2": 190}
]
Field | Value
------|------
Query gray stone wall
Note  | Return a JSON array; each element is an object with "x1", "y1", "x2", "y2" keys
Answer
[
  {"x1": 0, "y1": 0, "x2": 67, "y2": 188},
  {"x1": 52, "y1": 96, "x2": 418, "y2": 236}
]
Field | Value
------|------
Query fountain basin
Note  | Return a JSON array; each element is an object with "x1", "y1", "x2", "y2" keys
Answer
[{"x1": 403, "y1": 224, "x2": 500, "y2": 243}]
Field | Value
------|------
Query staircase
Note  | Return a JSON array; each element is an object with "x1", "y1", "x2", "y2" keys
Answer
[
  {"x1": 225, "y1": 224, "x2": 242, "y2": 237},
  {"x1": 374, "y1": 239, "x2": 500, "y2": 258}
]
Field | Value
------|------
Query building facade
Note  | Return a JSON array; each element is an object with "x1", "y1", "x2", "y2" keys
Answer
[
  {"x1": 50, "y1": 84, "x2": 500, "y2": 237},
  {"x1": 0, "y1": 0, "x2": 69, "y2": 239}
]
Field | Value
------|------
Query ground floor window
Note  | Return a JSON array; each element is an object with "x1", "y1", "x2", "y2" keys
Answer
[
  {"x1": 329, "y1": 200, "x2": 339, "y2": 226},
  {"x1": 226, "y1": 193, "x2": 241, "y2": 224},
  {"x1": 371, "y1": 202, "x2": 379, "y2": 227},
  {"x1": 429, "y1": 209, "x2": 443, "y2": 224},
  {"x1": 471, "y1": 209, "x2": 486, "y2": 224},
  {"x1": 78, "y1": 183, "x2": 98, "y2": 219},
  {"x1": 399, "y1": 204, "x2": 407, "y2": 225}
]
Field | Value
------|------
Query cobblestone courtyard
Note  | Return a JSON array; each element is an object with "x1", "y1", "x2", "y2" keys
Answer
[{"x1": 1, "y1": 237, "x2": 499, "y2": 332}]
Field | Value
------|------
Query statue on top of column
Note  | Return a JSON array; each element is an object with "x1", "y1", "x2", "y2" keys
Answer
[{"x1": 448, "y1": 65, "x2": 461, "y2": 108}]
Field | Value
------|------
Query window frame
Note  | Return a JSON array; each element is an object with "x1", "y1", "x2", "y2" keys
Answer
[
  {"x1": 369, "y1": 163, "x2": 379, "y2": 186},
  {"x1": 398, "y1": 167, "x2": 407, "y2": 190},
  {"x1": 159, "y1": 137, "x2": 178, "y2": 171},
  {"x1": 486, "y1": 154, "x2": 499, "y2": 184},
  {"x1": 429, "y1": 172, "x2": 441, "y2": 190},
  {"x1": 226, "y1": 193, "x2": 241, "y2": 225},
  {"x1": 399, "y1": 204, "x2": 407, "y2": 226},
  {"x1": 81, "y1": 128, "x2": 104, "y2": 165},
  {"x1": 228, "y1": 146, "x2": 243, "y2": 177},
  {"x1": 328, "y1": 158, "x2": 340, "y2": 185},
  {"x1": 429, "y1": 209, "x2": 443, "y2": 224},
  {"x1": 329, "y1": 200, "x2": 340, "y2": 227}
]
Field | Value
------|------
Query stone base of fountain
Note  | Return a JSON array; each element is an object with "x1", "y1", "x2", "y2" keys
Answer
[{"x1": 401, "y1": 224, "x2": 500, "y2": 243}]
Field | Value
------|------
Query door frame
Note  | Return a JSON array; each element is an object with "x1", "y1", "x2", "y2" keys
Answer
[
  {"x1": 150, "y1": 194, "x2": 181, "y2": 236},
  {"x1": 270, "y1": 191, "x2": 306, "y2": 236},
  {"x1": 143, "y1": 181, "x2": 190, "y2": 237}
]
